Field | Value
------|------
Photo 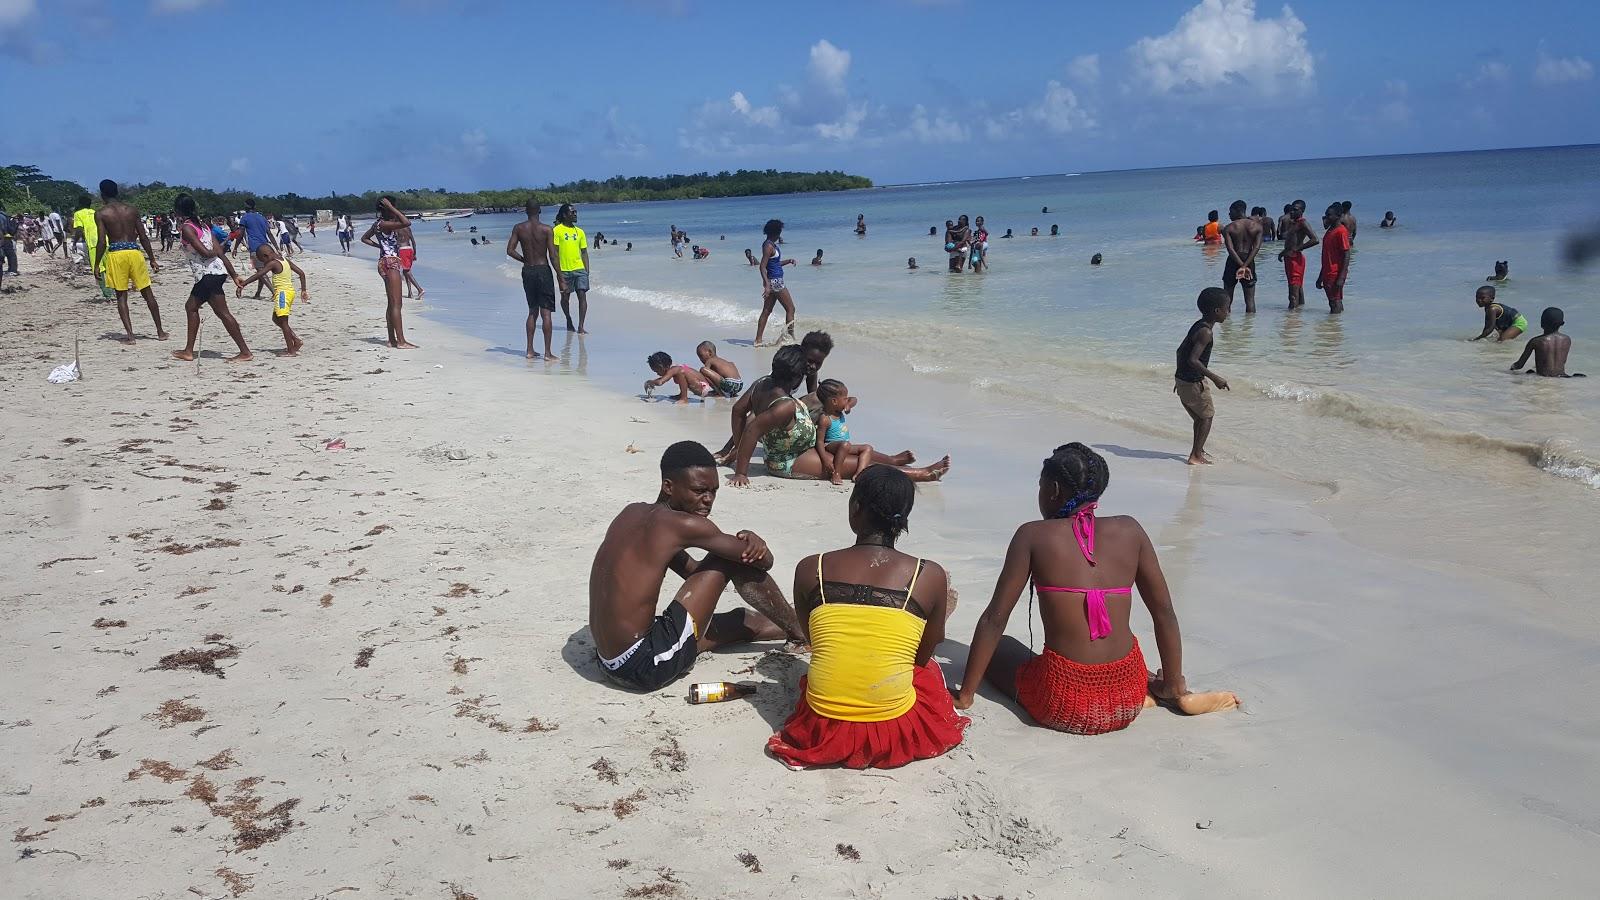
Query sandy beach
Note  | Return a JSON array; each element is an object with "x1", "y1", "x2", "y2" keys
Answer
[{"x1": 5, "y1": 247, "x2": 1599, "y2": 899}]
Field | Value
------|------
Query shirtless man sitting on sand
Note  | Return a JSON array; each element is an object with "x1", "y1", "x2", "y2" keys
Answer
[{"x1": 588, "y1": 441, "x2": 806, "y2": 691}]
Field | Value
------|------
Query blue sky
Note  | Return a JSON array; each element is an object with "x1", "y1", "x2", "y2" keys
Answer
[{"x1": 2, "y1": 0, "x2": 1596, "y2": 194}]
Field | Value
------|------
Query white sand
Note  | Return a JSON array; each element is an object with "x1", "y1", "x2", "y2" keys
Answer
[{"x1": 4, "y1": 249, "x2": 1598, "y2": 899}]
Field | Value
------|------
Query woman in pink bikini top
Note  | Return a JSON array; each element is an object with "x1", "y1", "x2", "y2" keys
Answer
[{"x1": 954, "y1": 442, "x2": 1237, "y2": 734}]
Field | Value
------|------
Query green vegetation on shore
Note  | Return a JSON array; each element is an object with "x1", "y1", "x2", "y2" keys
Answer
[{"x1": 1, "y1": 165, "x2": 872, "y2": 216}]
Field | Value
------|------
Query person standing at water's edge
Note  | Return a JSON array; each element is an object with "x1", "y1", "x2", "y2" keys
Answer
[
  {"x1": 1174, "y1": 288, "x2": 1230, "y2": 466},
  {"x1": 361, "y1": 196, "x2": 418, "y2": 349},
  {"x1": 506, "y1": 199, "x2": 561, "y2": 361},
  {"x1": 94, "y1": 179, "x2": 168, "y2": 343},
  {"x1": 1221, "y1": 200, "x2": 1263, "y2": 314},
  {"x1": 756, "y1": 219, "x2": 796, "y2": 346},
  {"x1": 553, "y1": 204, "x2": 591, "y2": 334}
]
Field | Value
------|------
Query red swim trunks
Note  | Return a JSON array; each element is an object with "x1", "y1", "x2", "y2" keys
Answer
[
  {"x1": 1284, "y1": 254, "x2": 1306, "y2": 286},
  {"x1": 1321, "y1": 267, "x2": 1343, "y2": 302},
  {"x1": 398, "y1": 247, "x2": 416, "y2": 270},
  {"x1": 1015, "y1": 638, "x2": 1148, "y2": 735}
]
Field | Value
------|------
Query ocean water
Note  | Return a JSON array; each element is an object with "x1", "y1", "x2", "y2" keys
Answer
[{"x1": 314, "y1": 145, "x2": 1599, "y2": 587}]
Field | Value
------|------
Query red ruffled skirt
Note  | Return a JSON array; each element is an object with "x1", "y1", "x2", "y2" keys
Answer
[
  {"x1": 767, "y1": 659, "x2": 970, "y2": 770},
  {"x1": 1016, "y1": 637, "x2": 1148, "y2": 735}
]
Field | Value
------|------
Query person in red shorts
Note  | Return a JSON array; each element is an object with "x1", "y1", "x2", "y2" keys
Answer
[
  {"x1": 954, "y1": 443, "x2": 1237, "y2": 735},
  {"x1": 1277, "y1": 203, "x2": 1319, "y2": 310},
  {"x1": 1317, "y1": 205, "x2": 1351, "y2": 314}
]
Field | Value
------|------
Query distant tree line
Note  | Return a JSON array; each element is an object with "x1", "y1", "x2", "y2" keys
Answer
[{"x1": 1, "y1": 165, "x2": 872, "y2": 217}]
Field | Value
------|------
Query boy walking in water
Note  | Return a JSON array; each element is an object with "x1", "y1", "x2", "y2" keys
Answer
[
  {"x1": 1316, "y1": 205, "x2": 1351, "y2": 314},
  {"x1": 1511, "y1": 307, "x2": 1581, "y2": 377},
  {"x1": 93, "y1": 179, "x2": 168, "y2": 343},
  {"x1": 1221, "y1": 200, "x2": 1263, "y2": 314},
  {"x1": 505, "y1": 199, "x2": 561, "y2": 361},
  {"x1": 1174, "y1": 287, "x2": 1230, "y2": 466}
]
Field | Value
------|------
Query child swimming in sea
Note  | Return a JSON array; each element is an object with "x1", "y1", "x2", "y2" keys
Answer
[
  {"x1": 644, "y1": 351, "x2": 713, "y2": 404},
  {"x1": 1511, "y1": 307, "x2": 1584, "y2": 377},
  {"x1": 695, "y1": 341, "x2": 744, "y2": 397},
  {"x1": 1472, "y1": 285, "x2": 1526, "y2": 342}
]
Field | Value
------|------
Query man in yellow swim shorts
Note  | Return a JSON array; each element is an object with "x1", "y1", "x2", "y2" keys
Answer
[{"x1": 93, "y1": 179, "x2": 167, "y2": 343}]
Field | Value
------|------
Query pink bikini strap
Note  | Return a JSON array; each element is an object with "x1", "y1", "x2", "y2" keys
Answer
[{"x1": 1071, "y1": 502, "x2": 1098, "y2": 566}]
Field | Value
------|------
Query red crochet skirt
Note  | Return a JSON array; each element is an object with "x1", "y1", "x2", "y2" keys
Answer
[
  {"x1": 1016, "y1": 638, "x2": 1148, "y2": 735},
  {"x1": 767, "y1": 659, "x2": 970, "y2": 770}
]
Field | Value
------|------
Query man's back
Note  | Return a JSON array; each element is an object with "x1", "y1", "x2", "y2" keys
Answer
[
  {"x1": 513, "y1": 219, "x2": 553, "y2": 265},
  {"x1": 1223, "y1": 218, "x2": 1262, "y2": 256},
  {"x1": 98, "y1": 200, "x2": 142, "y2": 243}
]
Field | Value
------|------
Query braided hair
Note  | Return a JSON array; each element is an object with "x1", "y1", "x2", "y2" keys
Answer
[
  {"x1": 851, "y1": 465, "x2": 914, "y2": 545},
  {"x1": 1041, "y1": 442, "x2": 1109, "y2": 520}
]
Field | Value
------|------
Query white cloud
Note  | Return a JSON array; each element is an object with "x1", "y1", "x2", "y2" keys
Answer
[
  {"x1": 603, "y1": 107, "x2": 648, "y2": 157},
  {"x1": 910, "y1": 105, "x2": 968, "y2": 143},
  {"x1": 1469, "y1": 61, "x2": 1511, "y2": 85},
  {"x1": 729, "y1": 91, "x2": 781, "y2": 128},
  {"x1": 808, "y1": 39, "x2": 851, "y2": 93},
  {"x1": 1129, "y1": 0, "x2": 1313, "y2": 97},
  {"x1": 815, "y1": 102, "x2": 868, "y2": 141},
  {"x1": 1068, "y1": 54, "x2": 1100, "y2": 83},
  {"x1": 228, "y1": 157, "x2": 251, "y2": 175},
  {"x1": 0, "y1": 0, "x2": 36, "y2": 28},
  {"x1": 1534, "y1": 50, "x2": 1593, "y2": 85},
  {"x1": 152, "y1": 0, "x2": 220, "y2": 12},
  {"x1": 1032, "y1": 80, "x2": 1093, "y2": 133}
]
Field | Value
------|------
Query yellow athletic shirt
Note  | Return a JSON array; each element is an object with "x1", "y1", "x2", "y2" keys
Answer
[{"x1": 553, "y1": 224, "x2": 587, "y2": 272}]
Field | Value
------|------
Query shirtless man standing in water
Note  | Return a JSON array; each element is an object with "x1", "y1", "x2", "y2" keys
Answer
[
  {"x1": 1277, "y1": 204, "x2": 1319, "y2": 309},
  {"x1": 1220, "y1": 200, "x2": 1263, "y2": 314},
  {"x1": 588, "y1": 441, "x2": 806, "y2": 692},
  {"x1": 94, "y1": 179, "x2": 168, "y2": 343},
  {"x1": 505, "y1": 198, "x2": 561, "y2": 360}
]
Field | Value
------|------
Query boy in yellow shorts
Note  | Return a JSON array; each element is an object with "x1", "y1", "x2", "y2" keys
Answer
[{"x1": 236, "y1": 244, "x2": 309, "y2": 356}]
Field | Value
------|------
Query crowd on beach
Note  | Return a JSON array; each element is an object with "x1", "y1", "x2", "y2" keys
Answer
[{"x1": 5, "y1": 178, "x2": 1585, "y2": 774}]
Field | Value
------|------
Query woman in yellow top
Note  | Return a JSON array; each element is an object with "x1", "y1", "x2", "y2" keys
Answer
[{"x1": 767, "y1": 466, "x2": 968, "y2": 769}]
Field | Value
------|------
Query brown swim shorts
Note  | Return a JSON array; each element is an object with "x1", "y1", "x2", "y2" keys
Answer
[{"x1": 1175, "y1": 378, "x2": 1213, "y2": 419}]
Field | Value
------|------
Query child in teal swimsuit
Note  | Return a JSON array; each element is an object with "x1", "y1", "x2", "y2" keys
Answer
[{"x1": 815, "y1": 379, "x2": 877, "y2": 485}]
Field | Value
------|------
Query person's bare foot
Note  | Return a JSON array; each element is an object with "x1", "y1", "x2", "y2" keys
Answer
[
  {"x1": 157, "y1": 330, "x2": 170, "y2": 341},
  {"x1": 891, "y1": 450, "x2": 915, "y2": 465},
  {"x1": 675, "y1": 398, "x2": 689, "y2": 406},
  {"x1": 578, "y1": 327, "x2": 589, "y2": 335},
  {"x1": 526, "y1": 350, "x2": 537, "y2": 360},
  {"x1": 225, "y1": 352, "x2": 253, "y2": 363},
  {"x1": 1172, "y1": 691, "x2": 1240, "y2": 715},
  {"x1": 1186, "y1": 453, "x2": 1212, "y2": 466},
  {"x1": 118, "y1": 334, "x2": 135, "y2": 345},
  {"x1": 542, "y1": 353, "x2": 559, "y2": 362},
  {"x1": 171, "y1": 349, "x2": 196, "y2": 361},
  {"x1": 922, "y1": 456, "x2": 952, "y2": 481},
  {"x1": 416, "y1": 289, "x2": 424, "y2": 299},
  {"x1": 395, "y1": 341, "x2": 419, "y2": 350}
]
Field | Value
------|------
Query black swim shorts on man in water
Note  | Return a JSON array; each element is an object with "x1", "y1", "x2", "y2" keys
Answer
[
  {"x1": 1223, "y1": 256, "x2": 1256, "y2": 288},
  {"x1": 596, "y1": 599, "x2": 700, "y2": 691},
  {"x1": 522, "y1": 265, "x2": 556, "y2": 311}
]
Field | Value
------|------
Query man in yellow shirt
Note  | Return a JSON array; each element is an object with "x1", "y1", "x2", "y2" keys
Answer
[
  {"x1": 553, "y1": 203, "x2": 590, "y2": 334},
  {"x1": 71, "y1": 194, "x2": 100, "y2": 281}
]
